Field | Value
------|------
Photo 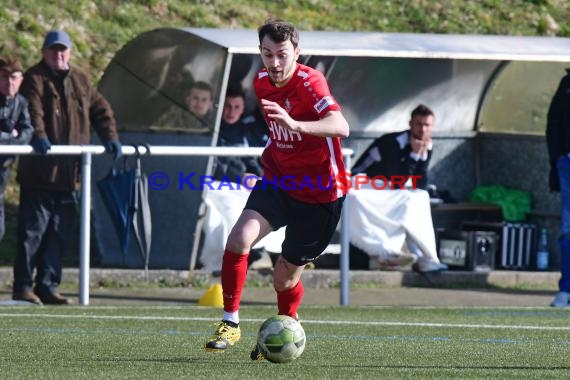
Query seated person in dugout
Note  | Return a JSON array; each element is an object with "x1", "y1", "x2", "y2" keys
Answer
[
  {"x1": 155, "y1": 80, "x2": 214, "y2": 133},
  {"x1": 207, "y1": 84, "x2": 271, "y2": 270},
  {"x1": 213, "y1": 84, "x2": 268, "y2": 185},
  {"x1": 351, "y1": 104, "x2": 448, "y2": 273}
]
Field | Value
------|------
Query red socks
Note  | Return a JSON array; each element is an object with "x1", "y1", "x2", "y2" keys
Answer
[
  {"x1": 221, "y1": 250, "x2": 249, "y2": 313},
  {"x1": 221, "y1": 249, "x2": 304, "y2": 319},
  {"x1": 277, "y1": 280, "x2": 304, "y2": 318}
]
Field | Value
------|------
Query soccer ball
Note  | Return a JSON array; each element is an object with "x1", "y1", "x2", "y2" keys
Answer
[{"x1": 257, "y1": 315, "x2": 306, "y2": 363}]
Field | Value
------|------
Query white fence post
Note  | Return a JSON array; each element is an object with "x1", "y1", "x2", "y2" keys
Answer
[
  {"x1": 79, "y1": 152, "x2": 92, "y2": 305},
  {"x1": 340, "y1": 152, "x2": 352, "y2": 306},
  {"x1": 0, "y1": 145, "x2": 353, "y2": 305}
]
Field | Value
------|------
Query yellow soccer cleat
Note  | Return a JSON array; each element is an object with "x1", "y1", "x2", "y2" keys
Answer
[{"x1": 205, "y1": 320, "x2": 241, "y2": 351}]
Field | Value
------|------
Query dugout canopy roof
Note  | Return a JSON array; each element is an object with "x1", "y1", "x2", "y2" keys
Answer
[
  {"x1": 95, "y1": 28, "x2": 570, "y2": 270},
  {"x1": 99, "y1": 27, "x2": 570, "y2": 137}
]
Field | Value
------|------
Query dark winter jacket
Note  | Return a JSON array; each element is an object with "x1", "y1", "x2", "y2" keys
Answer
[
  {"x1": 0, "y1": 94, "x2": 33, "y2": 167},
  {"x1": 546, "y1": 69, "x2": 570, "y2": 192},
  {"x1": 17, "y1": 60, "x2": 119, "y2": 192},
  {"x1": 213, "y1": 113, "x2": 268, "y2": 183},
  {"x1": 352, "y1": 130, "x2": 432, "y2": 190}
]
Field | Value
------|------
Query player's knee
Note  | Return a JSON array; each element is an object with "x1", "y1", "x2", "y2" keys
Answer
[
  {"x1": 224, "y1": 238, "x2": 250, "y2": 254},
  {"x1": 225, "y1": 231, "x2": 252, "y2": 253}
]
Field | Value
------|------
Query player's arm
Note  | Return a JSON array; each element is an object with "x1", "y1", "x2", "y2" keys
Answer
[
  {"x1": 297, "y1": 110, "x2": 349, "y2": 138},
  {"x1": 261, "y1": 99, "x2": 349, "y2": 138}
]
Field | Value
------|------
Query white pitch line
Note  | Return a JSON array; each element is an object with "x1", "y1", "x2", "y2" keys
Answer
[{"x1": 0, "y1": 313, "x2": 569, "y2": 331}]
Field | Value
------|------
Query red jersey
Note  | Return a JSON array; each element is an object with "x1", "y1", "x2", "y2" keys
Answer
[{"x1": 254, "y1": 63, "x2": 347, "y2": 203}]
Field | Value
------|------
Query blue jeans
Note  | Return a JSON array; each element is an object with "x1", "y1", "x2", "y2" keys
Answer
[
  {"x1": 12, "y1": 189, "x2": 77, "y2": 294},
  {"x1": 557, "y1": 156, "x2": 570, "y2": 292}
]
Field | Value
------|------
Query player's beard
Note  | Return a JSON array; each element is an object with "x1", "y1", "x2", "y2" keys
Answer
[
  {"x1": 268, "y1": 62, "x2": 296, "y2": 87},
  {"x1": 268, "y1": 70, "x2": 283, "y2": 83}
]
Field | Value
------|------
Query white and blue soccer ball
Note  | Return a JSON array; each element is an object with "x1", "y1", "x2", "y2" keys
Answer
[{"x1": 257, "y1": 315, "x2": 306, "y2": 363}]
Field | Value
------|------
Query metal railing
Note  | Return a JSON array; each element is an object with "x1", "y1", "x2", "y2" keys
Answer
[{"x1": 0, "y1": 145, "x2": 353, "y2": 306}]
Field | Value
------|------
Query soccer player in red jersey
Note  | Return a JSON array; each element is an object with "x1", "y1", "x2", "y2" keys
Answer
[{"x1": 205, "y1": 19, "x2": 349, "y2": 358}]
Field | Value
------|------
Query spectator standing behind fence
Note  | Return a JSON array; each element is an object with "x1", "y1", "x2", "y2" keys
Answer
[
  {"x1": 155, "y1": 80, "x2": 214, "y2": 133},
  {"x1": 351, "y1": 104, "x2": 448, "y2": 273},
  {"x1": 0, "y1": 57, "x2": 33, "y2": 243},
  {"x1": 12, "y1": 30, "x2": 122, "y2": 305},
  {"x1": 546, "y1": 69, "x2": 570, "y2": 308}
]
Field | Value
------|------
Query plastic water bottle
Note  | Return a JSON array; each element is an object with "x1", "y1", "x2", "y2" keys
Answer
[{"x1": 536, "y1": 228, "x2": 550, "y2": 271}]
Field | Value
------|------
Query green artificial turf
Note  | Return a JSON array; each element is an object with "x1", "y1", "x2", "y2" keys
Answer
[{"x1": 0, "y1": 305, "x2": 569, "y2": 379}]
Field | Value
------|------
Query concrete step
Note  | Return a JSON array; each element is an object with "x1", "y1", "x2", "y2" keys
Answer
[{"x1": 0, "y1": 267, "x2": 560, "y2": 290}]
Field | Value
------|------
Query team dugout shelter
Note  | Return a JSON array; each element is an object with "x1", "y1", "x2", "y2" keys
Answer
[{"x1": 93, "y1": 27, "x2": 570, "y2": 270}]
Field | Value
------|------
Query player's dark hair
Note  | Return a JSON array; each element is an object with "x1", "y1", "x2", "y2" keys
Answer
[
  {"x1": 411, "y1": 104, "x2": 434, "y2": 119},
  {"x1": 258, "y1": 19, "x2": 299, "y2": 48},
  {"x1": 225, "y1": 83, "x2": 245, "y2": 100}
]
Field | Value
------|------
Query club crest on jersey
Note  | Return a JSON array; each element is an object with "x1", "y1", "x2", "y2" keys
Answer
[
  {"x1": 284, "y1": 98, "x2": 292, "y2": 112},
  {"x1": 314, "y1": 96, "x2": 335, "y2": 113}
]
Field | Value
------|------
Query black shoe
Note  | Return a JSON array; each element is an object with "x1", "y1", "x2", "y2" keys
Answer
[
  {"x1": 35, "y1": 291, "x2": 72, "y2": 305},
  {"x1": 12, "y1": 291, "x2": 42, "y2": 305},
  {"x1": 250, "y1": 343, "x2": 265, "y2": 361}
]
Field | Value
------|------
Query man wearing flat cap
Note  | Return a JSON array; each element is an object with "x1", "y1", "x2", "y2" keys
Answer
[
  {"x1": 13, "y1": 29, "x2": 122, "y2": 305},
  {"x1": 0, "y1": 57, "x2": 33, "y2": 246}
]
